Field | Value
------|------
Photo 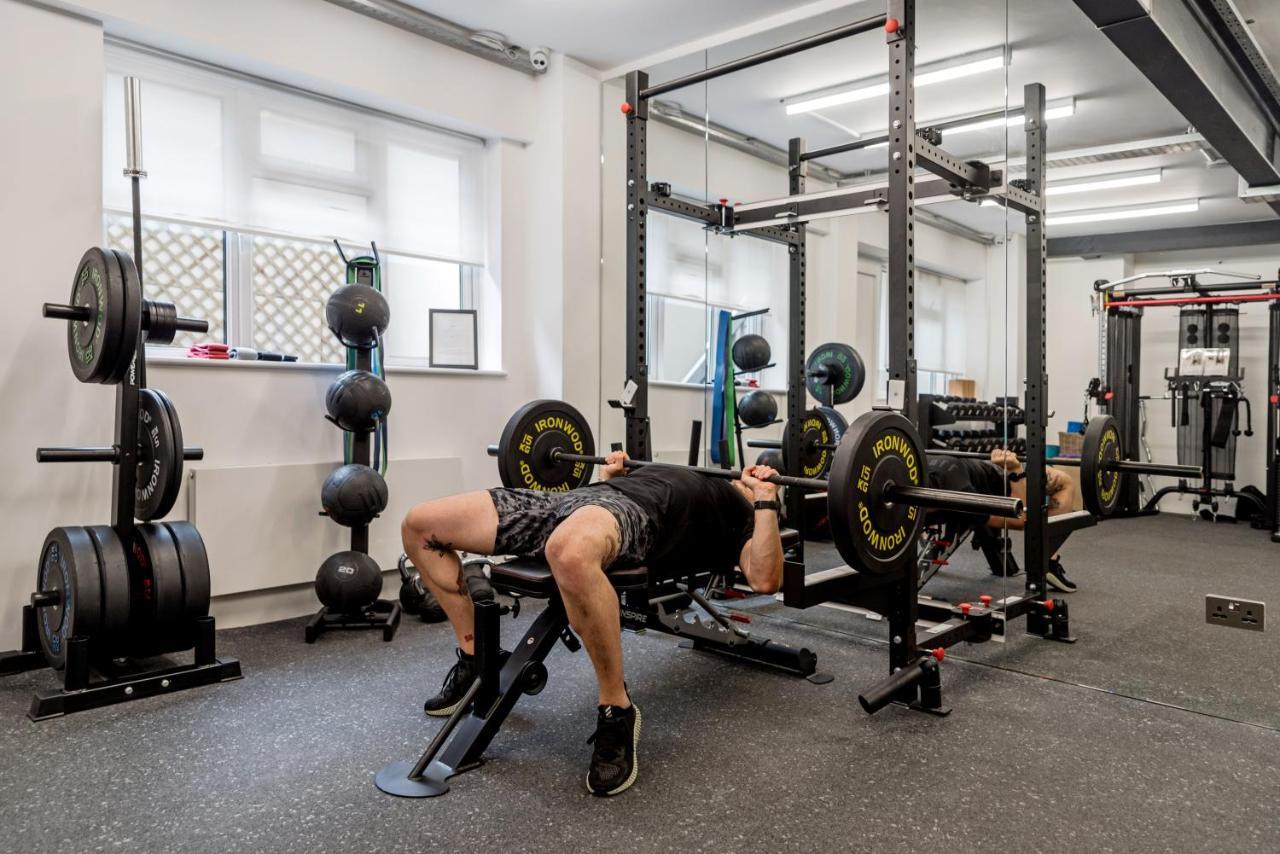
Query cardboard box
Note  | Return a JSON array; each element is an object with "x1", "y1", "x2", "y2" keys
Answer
[
  {"x1": 948, "y1": 377, "x2": 977, "y2": 398},
  {"x1": 1058, "y1": 431, "x2": 1084, "y2": 457}
]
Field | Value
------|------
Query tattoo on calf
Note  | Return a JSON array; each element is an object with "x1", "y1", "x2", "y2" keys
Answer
[{"x1": 425, "y1": 535, "x2": 455, "y2": 556}]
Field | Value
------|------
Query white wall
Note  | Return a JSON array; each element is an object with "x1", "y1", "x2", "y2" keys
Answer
[
  {"x1": 0, "y1": 0, "x2": 602, "y2": 646},
  {"x1": 1046, "y1": 255, "x2": 1129, "y2": 439}
]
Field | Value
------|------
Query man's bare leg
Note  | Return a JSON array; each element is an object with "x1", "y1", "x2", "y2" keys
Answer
[
  {"x1": 401, "y1": 491, "x2": 499, "y2": 654},
  {"x1": 544, "y1": 506, "x2": 629, "y2": 708}
]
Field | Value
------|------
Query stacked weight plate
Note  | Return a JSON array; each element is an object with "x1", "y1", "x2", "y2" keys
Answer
[{"x1": 29, "y1": 246, "x2": 212, "y2": 669}]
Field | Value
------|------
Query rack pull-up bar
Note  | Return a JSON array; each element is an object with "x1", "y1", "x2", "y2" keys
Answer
[
  {"x1": 637, "y1": 13, "x2": 889, "y2": 101},
  {"x1": 800, "y1": 134, "x2": 890, "y2": 163},
  {"x1": 1106, "y1": 292, "x2": 1280, "y2": 309}
]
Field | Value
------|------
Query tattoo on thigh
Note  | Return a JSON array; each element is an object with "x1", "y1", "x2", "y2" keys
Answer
[
  {"x1": 463, "y1": 633, "x2": 473, "y2": 644},
  {"x1": 425, "y1": 535, "x2": 455, "y2": 556}
]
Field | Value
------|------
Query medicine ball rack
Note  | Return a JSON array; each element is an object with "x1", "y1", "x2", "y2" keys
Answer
[
  {"x1": 306, "y1": 242, "x2": 401, "y2": 643},
  {"x1": 0, "y1": 78, "x2": 241, "y2": 719},
  {"x1": 621, "y1": 0, "x2": 1072, "y2": 715}
]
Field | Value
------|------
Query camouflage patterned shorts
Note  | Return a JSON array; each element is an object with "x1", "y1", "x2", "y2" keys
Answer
[{"x1": 486, "y1": 486, "x2": 656, "y2": 566}]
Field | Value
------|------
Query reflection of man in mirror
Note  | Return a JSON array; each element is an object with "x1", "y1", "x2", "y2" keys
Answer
[
  {"x1": 401, "y1": 454, "x2": 788, "y2": 796},
  {"x1": 926, "y1": 451, "x2": 1079, "y2": 592}
]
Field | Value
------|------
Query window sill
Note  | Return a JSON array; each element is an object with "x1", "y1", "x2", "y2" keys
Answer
[{"x1": 146, "y1": 352, "x2": 507, "y2": 379}]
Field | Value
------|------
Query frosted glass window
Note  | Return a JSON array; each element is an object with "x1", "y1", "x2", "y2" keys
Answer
[
  {"x1": 382, "y1": 255, "x2": 464, "y2": 363},
  {"x1": 260, "y1": 110, "x2": 357, "y2": 172},
  {"x1": 250, "y1": 178, "x2": 369, "y2": 238},
  {"x1": 876, "y1": 266, "x2": 970, "y2": 399},
  {"x1": 104, "y1": 45, "x2": 486, "y2": 368},
  {"x1": 646, "y1": 214, "x2": 788, "y2": 386},
  {"x1": 386, "y1": 144, "x2": 461, "y2": 258},
  {"x1": 104, "y1": 74, "x2": 224, "y2": 220}
]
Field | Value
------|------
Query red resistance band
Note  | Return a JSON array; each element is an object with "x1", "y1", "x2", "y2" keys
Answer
[{"x1": 1105, "y1": 292, "x2": 1280, "y2": 308}]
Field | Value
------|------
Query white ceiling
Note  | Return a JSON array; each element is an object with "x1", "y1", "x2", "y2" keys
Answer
[
  {"x1": 398, "y1": 0, "x2": 822, "y2": 70},
  {"x1": 404, "y1": 0, "x2": 1280, "y2": 240},
  {"x1": 631, "y1": 0, "x2": 1279, "y2": 240}
]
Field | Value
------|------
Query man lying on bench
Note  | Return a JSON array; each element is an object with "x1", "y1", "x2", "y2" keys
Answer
[
  {"x1": 927, "y1": 450, "x2": 1079, "y2": 592},
  {"x1": 401, "y1": 454, "x2": 785, "y2": 796}
]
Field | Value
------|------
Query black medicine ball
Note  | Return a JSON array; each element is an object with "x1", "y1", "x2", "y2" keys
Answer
[
  {"x1": 756, "y1": 449, "x2": 783, "y2": 470},
  {"x1": 326, "y1": 370, "x2": 392, "y2": 432},
  {"x1": 315, "y1": 550, "x2": 382, "y2": 613},
  {"x1": 325, "y1": 284, "x2": 390, "y2": 349},
  {"x1": 738, "y1": 389, "x2": 778, "y2": 428},
  {"x1": 732, "y1": 334, "x2": 772, "y2": 372},
  {"x1": 321, "y1": 464, "x2": 389, "y2": 527}
]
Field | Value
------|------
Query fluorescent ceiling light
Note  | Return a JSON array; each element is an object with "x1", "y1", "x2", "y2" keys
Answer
[
  {"x1": 785, "y1": 48, "x2": 1007, "y2": 115},
  {"x1": 856, "y1": 98, "x2": 1076, "y2": 154},
  {"x1": 1046, "y1": 168, "x2": 1163, "y2": 196},
  {"x1": 942, "y1": 98, "x2": 1076, "y2": 136},
  {"x1": 981, "y1": 168, "x2": 1164, "y2": 205},
  {"x1": 1046, "y1": 199, "x2": 1200, "y2": 226}
]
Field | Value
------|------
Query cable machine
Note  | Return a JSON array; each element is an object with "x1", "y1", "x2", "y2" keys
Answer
[{"x1": 1092, "y1": 271, "x2": 1280, "y2": 539}]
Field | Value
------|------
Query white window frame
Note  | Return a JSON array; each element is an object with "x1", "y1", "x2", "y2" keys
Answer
[{"x1": 103, "y1": 43, "x2": 488, "y2": 369}]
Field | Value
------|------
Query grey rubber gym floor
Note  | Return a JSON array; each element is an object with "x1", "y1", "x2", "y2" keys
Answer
[{"x1": 2, "y1": 514, "x2": 1277, "y2": 853}]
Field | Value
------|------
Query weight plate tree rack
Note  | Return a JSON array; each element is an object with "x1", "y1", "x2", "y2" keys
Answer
[
  {"x1": 622, "y1": 0, "x2": 1069, "y2": 714},
  {"x1": 306, "y1": 242, "x2": 402, "y2": 643},
  {"x1": 0, "y1": 80, "x2": 241, "y2": 719}
]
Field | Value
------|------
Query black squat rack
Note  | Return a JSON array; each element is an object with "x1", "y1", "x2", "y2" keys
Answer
[
  {"x1": 0, "y1": 77, "x2": 241, "y2": 719},
  {"x1": 622, "y1": 0, "x2": 1074, "y2": 714}
]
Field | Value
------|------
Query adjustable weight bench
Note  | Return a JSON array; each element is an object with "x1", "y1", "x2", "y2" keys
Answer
[{"x1": 375, "y1": 545, "x2": 824, "y2": 798}]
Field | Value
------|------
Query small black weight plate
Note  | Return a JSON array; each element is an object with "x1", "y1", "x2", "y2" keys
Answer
[
  {"x1": 163, "y1": 521, "x2": 211, "y2": 630},
  {"x1": 66, "y1": 248, "x2": 127, "y2": 384},
  {"x1": 106, "y1": 249, "x2": 143, "y2": 384},
  {"x1": 828, "y1": 411, "x2": 926, "y2": 576},
  {"x1": 496, "y1": 399, "x2": 596, "y2": 491},
  {"x1": 1081, "y1": 416, "x2": 1123, "y2": 517},
  {"x1": 126, "y1": 523, "x2": 186, "y2": 656},
  {"x1": 136, "y1": 389, "x2": 183, "y2": 521},
  {"x1": 784, "y1": 409, "x2": 838, "y2": 480},
  {"x1": 86, "y1": 525, "x2": 131, "y2": 652},
  {"x1": 34, "y1": 527, "x2": 102, "y2": 669},
  {"x1": 816, "y1": 406, "x2": 848, "y2": 445},
  {"x1": 805, "y1": 343, "x2": 866, "y2": 405},
  {"x1": 153, "y1": 388, "x2": 187, "y2": 513}
]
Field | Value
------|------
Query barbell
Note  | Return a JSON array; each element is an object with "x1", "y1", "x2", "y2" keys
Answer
[
  {"x1": 927, "y1": 416, "x2": 1202, "y2": 516},
  {"x1": 487, "y1": 399, "x2": 1022, "y2": 576}
]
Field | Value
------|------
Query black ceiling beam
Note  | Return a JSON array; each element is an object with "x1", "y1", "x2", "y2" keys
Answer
[
  {"x1": 1072, "y1": 0, "x2": 1280, "y2": 215},
  {"x1": 1048, "y1": 218, "x2": 1280, "y2": 257}
]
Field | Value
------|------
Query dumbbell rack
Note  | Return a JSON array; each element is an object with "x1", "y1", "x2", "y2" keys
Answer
[
  {"x1": 305, "y1": 246, "x2": 400, "y2": 643},
  {"x1": 920, "y1": 394, "x2": 1026, "y2": 454},
  {"x1": 0, "y1": 253, "x2": 242, "y2": 720}
]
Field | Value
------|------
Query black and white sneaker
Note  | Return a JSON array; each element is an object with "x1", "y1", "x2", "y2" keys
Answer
[
  {"x1": 423, "y1": 648, "x2": 476, "y2": 717},
  {"x1": 1046, "y1": 558, "x2": 1077, "y2": 593},
  {"x1": 586, "y1": 702, "x2": 641, "y2": 796}
]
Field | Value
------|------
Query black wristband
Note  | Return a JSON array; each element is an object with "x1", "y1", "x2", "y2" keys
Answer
[
  {"x1": 1008, "y1": 470, "x2": 1027, "y2": 482},
  {"x1": 753, "y1": 499, "x2": 782, "y2": 513}
]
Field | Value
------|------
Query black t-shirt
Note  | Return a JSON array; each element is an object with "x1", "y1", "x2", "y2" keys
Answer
[
  {"x1": 926, "y1": 455, "x2": 1008, "y2": 524},
  {"x1": 594, "y1": 465, "x2": 755, "y2": 571}
]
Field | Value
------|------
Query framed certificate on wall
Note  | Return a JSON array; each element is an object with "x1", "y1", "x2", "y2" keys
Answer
[{"x1": 429, "y1": 309, "x2": 479, "y2": 370}]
